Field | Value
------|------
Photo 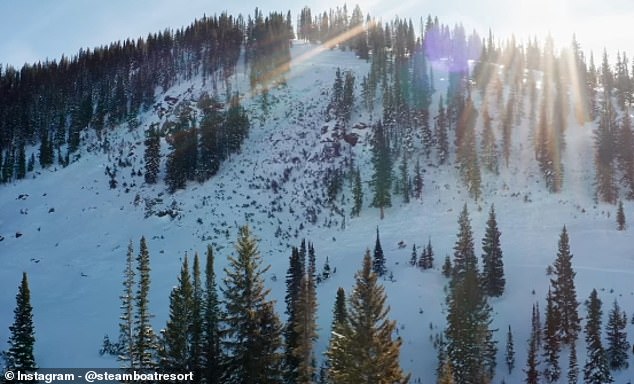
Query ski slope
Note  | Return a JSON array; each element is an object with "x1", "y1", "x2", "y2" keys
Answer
[{"x1": 1, "y1": 40, "x2": 633, "y2": 383}]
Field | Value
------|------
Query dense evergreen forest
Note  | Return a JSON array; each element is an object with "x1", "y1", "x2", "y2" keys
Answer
[{"x1": 3, "y1": 3, "x2": 634, "y2": 383}]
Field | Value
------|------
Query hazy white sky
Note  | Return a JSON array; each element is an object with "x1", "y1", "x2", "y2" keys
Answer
[{"x1": 0, "y1": 0, "x2": 632, "y2": 68}]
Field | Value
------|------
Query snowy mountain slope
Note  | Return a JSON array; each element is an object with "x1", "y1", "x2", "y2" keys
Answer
[{"x1": 1, "y1": 40, "x2": 634, "y2": 383}]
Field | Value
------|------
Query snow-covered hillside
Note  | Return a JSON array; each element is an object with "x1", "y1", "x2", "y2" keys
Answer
[{"x1": 1, "y1": 40, "x2": 634, "y2": 383}]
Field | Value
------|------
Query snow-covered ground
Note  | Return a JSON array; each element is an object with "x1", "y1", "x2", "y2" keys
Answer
[{"x1": 1, "y1": 41, "x2": 633, "y2": 383}]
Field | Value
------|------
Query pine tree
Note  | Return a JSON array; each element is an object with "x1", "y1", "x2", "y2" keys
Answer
[
  {"x1": 525, "y1": 304, "x2": 540, "y2": 384},
  {"x1": 6, "y1": 272, "x2": 36, "y2": 372},
  {"x1": 410, "y1": 244, "x2": 418, "y2": 267},
  {"x1": 412, "y1": 158, "x2": 424, "y2": 199},
  {"x1": 616, "y1": 200, "x2": 626, "y2": 230},
  {"x1": 505, "y1": 325, "x2": 515, "y2": 374},
  {"x1": 371, "y1": 121, "x2": 392, "y2": 219},
  {"x1": 617, "y1": 110, "x2": 634, "y2": 197},
  {"x1": 118, "y1": 241, "x2": 136, "y2": 367},
  {"x1": 532, "y1": 302, "x2": 542, "y2": 349},
  {"x1": 284, "y1": 247, "x2": 304, "y2": 383},
  {"x1": 419, "y1": 239, "x2": 434, "y2": 270},
  {"x1": 542, "y1": 289, "x2": 561, "y2": 383},
  {"x1": 134, "y1": 237, "x2": 157, "y2": 369},
  {"x1": 160, "y1": 255, "x2": 194, "y2": 372},
  {"x1": 400, "y1": 154, "x2": 410, "y2": 203},
  {"x1": 445, "y1": 258, "x2": 497, "y2": 383},
  {"x1": 144, "y1": 125, "x2": 161, "y2": 184},
  {"x1": 329, "y1": 251, "x2": 410, "y2": 384},
  {"x1": 373, "y1": 227, "x2": 386, "y2": 277},
  {"x1": 221, "y1": 225, "x2": 283, "y2": 384},
  {"x1": 452, "y1": 204, "x2": 477, "y2": 282},
  {"x1": 594, "y1": 98, "x2": 618, "y2": 203},
  {"x1": 583, "y1": 289, "x2": 613, "y2": 383},
  {"x1": 605, "y1": 299, "x2": 629, "y2": 370},
  {"x1": 190, "y1": 253, "x2": 204, "y2": 382},
  {"x1": 435, "y1": 96, "x2": 449, "y2": 165},
  {"x1": 481, "y1": 204, "x2": 505, "y2": 297},
  {"x1": 324, "y1": 287, "x2": 349, "y2": 384},
  {"x1": 351, "y1": 167, "x2": 363, "y2": 217},
  {"x1": 293, "y1": 272, "x2": 318, "y2": 384},
  {"x1": 550, "y1": 226, "x2": 580, "y2": 345},
  {"x1": 202, "y1": 245, "x2": 222, "y2": 384},
  {"x1": 16, "y1": 143, "x2": 26, "y2": 180},
  {"x1": 480, "y1": 105, "x2": 499, "y2": 174},
  {"x1": 442, "y1": 255, "x2": 452, "y2": 278}
]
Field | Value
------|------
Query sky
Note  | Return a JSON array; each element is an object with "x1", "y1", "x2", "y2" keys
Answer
[{"x1": 1, "y1": 0, "x2": 633, "y2": 68}]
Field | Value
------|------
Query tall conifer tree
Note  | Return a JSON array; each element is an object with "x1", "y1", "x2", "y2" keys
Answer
[
  {"x1": 373, "y1": 227, "x2": 386, "y2": 277},
  {"x1": 160, "y1": 256, "x2": 194, "y2": 372},
  {"x1": 221, "y1": 225, "x2": 283, "y2": 384},
  {"x1": 605, "y1": 299, "x2": 629, "y2": 370},
  {"x1": 203, "y1": 245, "x2": 222, "y2": 384},
  {"x1": 481, "y1": 204, "x2": 505, "y2": 297},
  {"x1": 329, "y1": 251, "x2": 410, "y2": 384},
  {"x1": 134, "y1": 237, "x2": 157, "y2": 368},
  {"x1": 550, "y1": 226, "x2": 580, "y2": 345},
  {"x1": 118, "y1": 241, "x2": 136, "y2": 367},
  {"x1": 6, "y1": 273, "x2": 36, "y2": 372},
  {"x1": 583, "y1": 289, "x2": 613, "y2": 383}
]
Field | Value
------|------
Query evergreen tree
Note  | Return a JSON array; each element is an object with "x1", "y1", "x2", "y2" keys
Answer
[
  {"x1": 605, "y1": 299, "x2": 629, "y2": 370},
  {"x1": 371, "y1": 121, "x2": 392, "y2": 219},
  {"x1": 160, "y1": 255, "x2": 194, "y2": 372},
  {"x1": 284, "y1": 247, "x2": 304, "y2": 383},
  {"x1": 351, "y1": 167, "x2": 363, "y2": 217},
  {"x1": 293, "y1": 272, "x2": 318, "y2": 384},
  {"x1": 419, "y1": 239, "x2": 434, "y2": 270},
  {"x1": 144, "y1": 126, "x2": 161, "y2": 184},
  {"x1": 118, "y1": 241, "x2": 136, "y2": 367},
  {"x1": 583, "y1": 289, "x2": 613, "y2": 383},
  {"x1": 550, "y1": 226, "x2": 581, "y2": 345},
  {"x1": 202, "y1": 245, "x2": 222, "y2": 384},
  {"x1": 542, "y1": 289, "x2": 561, "y2": 383},
  {"x1": 505, "y1": 325, "x2": 515, "y2": 374},
  {"x1": 532, "y1": 302, "x2": 542, "y2": 349},
  {"x1": 481, "y1": 204, "x2": 505, "y2": 297},
  {"x1": 400, "y1": 154, "x2": 410, "y2": 203},
  {"x1": 410, "y1": 244, "x2": 418, "y2": 267},
  {"x1": 480, "y1": 105, "x2": 499, "y2": 174},
  {"x1": 412, "y1": 158, "x2": 424, "y2": 200},
  {"x1": 324, "y1": 287, "x2": 349, "y2": 384},
  {"x1": 594, "y1": 98, "x2": 618, "y2": 203},
  {"x1": 616, "y1": 200, "x2": 626, "y2": 230},
  {"x1": 435, "y1": 96, "x2": 449, "y2": 165},
  {"x1": 452, "y1": 204, "x2": 477, "y2": 282},
  {"x1": 221, "y1": 225, "x2": 283, "y2": 384},
  {"x1": 16, "y1": 143, "x2": 26, "y2": 180},
  {"x1": 442, "y1": 255, "x2": 452, "y2": 278},
  {"x1": 190, "y1": 253, "x2": 204, "y2": 382},
  {"x1": 373, "y1": 227, "x2": 386, "y2": 277},
  {"x1": 525, "y1": 304, "x2": 540, "y2": 384},
  {"x1": 39, "y1": 132, "x2": 54, "y2": 168},
  {"x1": 342, "y1": 71, "x2": 355, "y2": 124},
  {"x1": 329, "y1": 251, "x2": 410, "y2": 384},
  {"x1": 6, "y1": 272, "x2": 36, "y2": 372},
  {"x1": 134, "y1": 237, "x2": 157, "y2": 369},
  {"x1": 198, "y1": 102, "x2": 223, "y2": 181},
  {"x1": 617, "y1": 110, "x2": 634, "y2": 197},
  {"x1": 445, "y1": 258, "x2": 497, "y2": 383}
]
